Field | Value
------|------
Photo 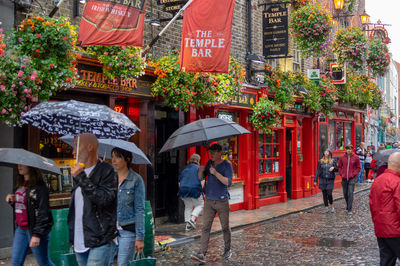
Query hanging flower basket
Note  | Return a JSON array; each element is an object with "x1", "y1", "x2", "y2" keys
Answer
[
  {"x1": 85, "y1": 46, "x2": 146, "y2": 80},
  {"x1": 290, "y1": 2, "x2": 333, "y2": 57},
  {"x1": 249, "y1": 96, "x2": 281, "y2": 134},
  {"x1": 148, "y1": 51, "x2": 245, "y2": 111},
  {"x1": 291, "y1": 0, "x2": 311, "y2": 9},
  {"x1": 333, "y1": 27, "x2": 367, "y2": 72},
  {"x1": 264, "y1": 65, "x2": 295, "y2": 109},
  {"x1": 367, "y1": 38, "x2": 390, "y2": 77}
]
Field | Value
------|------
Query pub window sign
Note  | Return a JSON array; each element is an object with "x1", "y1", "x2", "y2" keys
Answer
[{"x1": 262, "y1": 4, "x2": 289, "y2": 57}]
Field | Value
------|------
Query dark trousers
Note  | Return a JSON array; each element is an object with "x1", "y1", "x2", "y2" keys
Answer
[
  {"x1": 341, "y1": 178, "x2": 356, "y2": 211},
  {"x1": 322, "y1": 189, "x2": 333, "y2": 206},
  {"x1": 200, "y1": 199, "x2": 231, "y2": 255},
  {"x1": 377, "y1": 237, "x2": 400, "y2": 266},
  {"x1": 365, "y1": 163, "x2": 371, "y2": 180}
]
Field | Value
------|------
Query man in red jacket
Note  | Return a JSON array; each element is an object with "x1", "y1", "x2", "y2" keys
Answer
[
  {"x1": 369, "y1": 152, "x2": 400, "y2": 265},
  {"x1": 337, "y1": 144, "x2": 361, "y2": 214}
]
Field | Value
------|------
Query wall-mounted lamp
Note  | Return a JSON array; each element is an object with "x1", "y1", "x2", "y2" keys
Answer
[
  {"x1": 360, "y1": 10, "x2": 370, "y2": 25},
  {"x1": 246, "y1": 53, "x2": 265, "y2": 64},
  {"x1": 333, "y1": 0, "x2": 344, "y2": 10},
  {"x1": 151, "y1": 18, "x2": 161, "y2": 27}
]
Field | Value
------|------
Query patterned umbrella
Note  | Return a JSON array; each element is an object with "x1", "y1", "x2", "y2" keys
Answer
[{"x1": 20, "y1": 100, "x2": 139, "y2": 139}]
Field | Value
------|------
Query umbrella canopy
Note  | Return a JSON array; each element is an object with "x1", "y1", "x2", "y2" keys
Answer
[
  {"x1": 373, "y1": 148, "x2": 400, "y2": 163},
  {"x1": 159, "y1": 118, "x2": 250, "y2": 153},
  {"x1": 20, "y1": 100, "x2": 139, "y2": 139},
  {"x1": 60, "y1": 136, "x2": 151, "y2": 165},
  {"x1": 0, "y1": 148, "x2": 61, "y2": 175}
]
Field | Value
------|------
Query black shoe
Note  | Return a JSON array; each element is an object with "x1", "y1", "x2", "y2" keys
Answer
[
  {"x1": 191, "y1": 253, "x2": 206, "y2": 263},
  {"x1": 221, "y1": 250, "x2": 232, "y2": 259}
]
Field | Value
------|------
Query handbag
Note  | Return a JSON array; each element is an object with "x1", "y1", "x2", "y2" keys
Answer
[
  {"x1": 128, "y1": 252, "x2": 156, "y2": 266},
  {"x1": 60, "y1": 249, "x2": 78, "y2": 266}
]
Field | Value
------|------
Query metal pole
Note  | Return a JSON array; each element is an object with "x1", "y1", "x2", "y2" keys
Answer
[
  {"x1": 143, "y1": 0, "x2": 195, "y2": 54},
  {"x1": 49, "y1": 0, "x2": 64, "y2": 17}
]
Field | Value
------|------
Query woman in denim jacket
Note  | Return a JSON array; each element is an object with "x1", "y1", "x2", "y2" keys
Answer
[{"x1": 110, "y1": 147, "x2": 145, "y2": 266}]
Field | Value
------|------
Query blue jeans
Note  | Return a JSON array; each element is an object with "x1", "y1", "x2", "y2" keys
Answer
[
  {"x1": 75, "y1": 241, "x2": 116, "y2": 266},
  {"x1": 109, "y1": 230, "x2": 136, "y2": 266},
  {"x1": 11, "y1": 226, "x2": 54, "y2": 266},
  {"x1": 357, "y1": 162, "x2": 365, "y2": 183}
]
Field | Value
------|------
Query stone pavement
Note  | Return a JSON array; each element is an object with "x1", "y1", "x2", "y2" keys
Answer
[{"x1": 154, "y1": 182, "x2": 372, "y2": 249}]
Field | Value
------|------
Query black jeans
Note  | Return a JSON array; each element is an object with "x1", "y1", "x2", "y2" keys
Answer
[
  {"x1": 365, "y1": 163, "x2": 371, "y2": 180},
  {"x1": 377, "y1": 237, "x2": 400, "y2": 266},
  {"x1": 322, "y1": 189, "x2": 333, "y2": 206},
  {"x1": 341, "y1": 178, "x2": 356, "y2": 211}
]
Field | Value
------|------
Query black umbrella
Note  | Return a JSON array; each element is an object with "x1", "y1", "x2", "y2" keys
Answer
[
  {"x1": 20, "y1": 100, "x2": 140, "y2": 139},
  {"x1": 373, "y1": 148, "x2": 400, "y2": 163},
  {"x1": 159, "y1": 118, "x2": 250, "y2": 153},
  {"x1": 0, "y1": 148, "x2": 61, "y2": 175}
]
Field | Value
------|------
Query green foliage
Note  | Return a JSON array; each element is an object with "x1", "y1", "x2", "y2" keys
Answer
[
  {"x1": 85, "y1": 46, "x2": 146, "y2": 80},
  {"x1": 264, "y1": 66, "x2": 295, "y2": 109},
  {"x1": 367, "y1": 38, "x2": 390, "y2": 77}
]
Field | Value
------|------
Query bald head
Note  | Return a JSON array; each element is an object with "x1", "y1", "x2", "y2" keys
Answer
[
  {"x1": 73, "y1": 133, "x2": 98, "y2": 164},
  {"x1": 388, "y1": 152, "x2": 400, "y2": 174}
]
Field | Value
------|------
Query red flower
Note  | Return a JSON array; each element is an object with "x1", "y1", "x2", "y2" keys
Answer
[
  {"x1": 49, "y1": 64, "x2": 54, "y2": 68},
  {"x1": 36, "y1": 33, "x2": 41, "y2": 38},
  {"x1": 66, "y1": 77, "x2": 71, "y2": 82}
]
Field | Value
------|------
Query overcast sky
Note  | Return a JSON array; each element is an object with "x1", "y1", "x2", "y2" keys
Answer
[{"x1": 366, "y1": 0, "x2": 400, "y2": 62}]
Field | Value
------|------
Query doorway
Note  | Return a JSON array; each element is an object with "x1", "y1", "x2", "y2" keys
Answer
[
  {"x1": 286, "y1": 129, "x2": 293, "y2": 198},
  {"x1": 154, "y1": 107, "x2": 180, "y2": 220}
]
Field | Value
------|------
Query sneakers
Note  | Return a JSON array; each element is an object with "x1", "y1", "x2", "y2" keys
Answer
[
  {"x1": 329, "y1": 206, "x2": 335, "y2": 213},
  {"x1": 191, "y1": 253, "x2": 206, "y2": 263},
  {"x1": 188, "y1": 219, "x2": 197, "y2": 229},
  {"x1": 185, "y1": 223, "x2": 193, "y2": 231},
  {"x1": 222, "y1": 250, "x2": 232, "y2": 259},
  {"x1": 347, "y1": 211, "x2": 353, "y2": 215},
  {"x1": 322, "y1": 207, "x2": 329, "y2": 213}
]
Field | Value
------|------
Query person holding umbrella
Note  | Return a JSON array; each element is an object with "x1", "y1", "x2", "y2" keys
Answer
[
  {"x1": 109, "y1": 147, "x2": 145, "y2": 266},
  {"x1": 68, "y1": 133, "x2": 118, "y2": 266},
  {"x1": 5, "y1": 165, "x2": 54, "y2": 266},
  {"x1": 191, "y1": 144, "x2": 233, "y2": 263},
  {"x1": 314, "y1": 150, "x2": 337, "y2": 213}
]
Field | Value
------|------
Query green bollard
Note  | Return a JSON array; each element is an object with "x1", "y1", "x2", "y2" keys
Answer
[
  {"x1": 143, "y1": 200, "x2": 154, "y2": 257},
  {"x1": 49, "y1": 208, "x2": 71, "y2": 266}
]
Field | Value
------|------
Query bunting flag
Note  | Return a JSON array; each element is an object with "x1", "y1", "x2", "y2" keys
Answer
[
  {"x1": 78, "y1": 0, "x2": 146, "y2": 46},
  {"x1": 180, "y1": 0, "x2": 235, "y2": 73}
]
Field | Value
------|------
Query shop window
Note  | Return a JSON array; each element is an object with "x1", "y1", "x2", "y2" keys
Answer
[
  {"x1": 328, "y1": 121, "x2": 335, "y2": 150},
  {"x1": 328, "y1": 120, "x2": 354, "y2": 151},
  {"x1": 355, "y1": 125, "x2": 362, "y2": 148},
  {"x1": 259, "y1": 181, "x2": 279, "y2": 198},
  {"x1": 336, "y1": 122, "x2": 344, "y2": 150},
  {"x1": 319, "y1": 114, "x2": 326, "y2": 123},
  {"x1": 258, "y1": 130, "x2": 280, "y2": 174},
  {"x1": 347, "y1": 112, "x2": 354, "y2": 119},
  {"x1": 319, "y1": 125, "x2": 327, "y2": 159},
  {"x1": 217, "y1": 112, "x2": 239, "y2": 179},
  {"x1": 338, "y1": 111, "x2": 346, "y2": 118},
  {"x1": 345, "y1": 123, "x2": 352, "y2": 146}
]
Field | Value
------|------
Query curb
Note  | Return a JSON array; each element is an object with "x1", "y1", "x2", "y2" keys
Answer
[{"x1": 162, "y1": 186, "x2": 371, "y2": 249}]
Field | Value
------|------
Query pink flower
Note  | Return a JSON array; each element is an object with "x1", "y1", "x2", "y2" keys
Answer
[
  {"x1": 1, "y1": 109, "x2": 6, "y2": 114},
  {"x1": 18, "y1": 70, "x2": 23, "y2": 77},
  {"x1": 19, "y1": 81, "x2": 23, "y2": 85},
  {"x1": 0, "y1": 85, "x2": 5, "y2": 91}
]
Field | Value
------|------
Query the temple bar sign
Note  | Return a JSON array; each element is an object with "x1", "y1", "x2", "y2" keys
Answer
[{"x1": 262, "y1": 5, "x2": 289, "y2": 57}]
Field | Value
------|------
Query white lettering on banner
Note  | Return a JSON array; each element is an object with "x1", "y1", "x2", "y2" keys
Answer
[{"x1": 184, "y1": 30, "x2": 226, "y2": 58}]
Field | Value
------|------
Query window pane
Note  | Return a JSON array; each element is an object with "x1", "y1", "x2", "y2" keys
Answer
[
  {"x1": 259, "y1": 130, "x2": 264, "y2": 143},
  {"x1": 265, "y1": 160, "x2": 272, "y2": 173},
  {"x1": 328, "y1": 121, "x2": 335, "y2": 150},
  {"x1": 265, "y1": 145, "x2": 272, "y2": 158},
  {"x1": 272, "y1": 131, "x2": 278, "y2": 143},
  {"x1": 265, "y1": 133, "x2": 272, "y2": 143},
  {"x1": 273, "y1": 145, "x2": 279, "y2": 157},
  {"x1": 319, "y1": 125, "x2": 327, "y2": 159},
  {"x1": 273, "y1": 159, "x2": 279, "y2": 173},
  {"x1": 345, "y1": 123, "x2": 352, "y2": 146},
  {"x1": 356, "y1": 125, "x2": 362, "y2": 148},
  {"x1": 259, "y1": 160, "x2": 264, "y2": 174},
  {"x1": 218, "y1": 111, "x2": 239, "y2": 178},
  {"x1": 336, "y1": 122, "x2": 344, "y2": 150}
]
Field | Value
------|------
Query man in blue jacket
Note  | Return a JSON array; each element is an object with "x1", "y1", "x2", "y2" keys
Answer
[{"x1": 191, "y1": 144, "x2": 233, "y2": 263}]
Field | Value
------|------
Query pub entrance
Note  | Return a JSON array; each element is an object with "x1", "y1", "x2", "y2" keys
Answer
[{"x1": 286, "y1": 129, "x2": 294, "y2": 198}]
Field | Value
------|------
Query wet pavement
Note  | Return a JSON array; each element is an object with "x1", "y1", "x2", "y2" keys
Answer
[{"x1": 155, "y1": 189, "x2": 381, "y2": 265}]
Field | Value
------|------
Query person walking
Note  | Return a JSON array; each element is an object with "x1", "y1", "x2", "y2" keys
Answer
[
  {"x1": 109, "y1": 147, "x2": 145, "y2": 266},
  {"x1": 337, "y1": 144, "x2": 361, "y2": 215},
  {"x1": 68, "y1": 133, "x2": 118, "y2": 266},
  {"x1": 177, "y1": 153, "x2": 204, "y2": 231},
  {"x1": 6, "y1": 164, "x2": 54, "y2": 266},
  {"x1": 364, "y1": 146, "x2": 373, "y2": 183},
  {"x1": 355, "y1": 142, "x2": 366, "y2": 183},
  {"x1": 191, "y1": 144, "x2": 233, "y2": 263},
  {"x1": 314, "y1": 150, "x2": 337, "y2": 213},
  {"x1": 369, "y1": 152, "x2": 400, "y2": 266}
]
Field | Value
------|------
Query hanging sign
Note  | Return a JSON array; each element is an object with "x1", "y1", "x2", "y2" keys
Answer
[
  {"x1": 159, "y1": 0, "x2": 187, "y2": 13},
  {"x1": 78, "y1": 0, "x2": 146, "y2": 46},
  {"x1": 307, "y1": 69, "x2": 320, "y2": 80},
  {"x1": 179, "y1": 0, "x2": 235, "y2": 73},
  {"x1": 330, "y1": 63, "x2": 346, "y2": 84},
  {"x1": 262, "y1": 4, "x2": 289, "y2": 57}
]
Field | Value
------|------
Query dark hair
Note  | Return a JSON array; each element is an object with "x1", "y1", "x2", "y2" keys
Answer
[
  {"x1": 208, "y1": 143, "x2": 222, "y2": 152},
  {"x1": 15, "y1": 166, "x2": 44, "y2": 189},
  {"x1": 345, "y1": 144, "x2": 353, "y2": 150},
  {"x1": 111, "y1": 147, "x2": 132, "y2": 168}
]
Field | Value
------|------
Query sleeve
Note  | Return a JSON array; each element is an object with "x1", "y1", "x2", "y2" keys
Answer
[
  {"x1": 337, "y1": 157, "x2": 343, "y2": 174},
  {"x1": 352, "y1": 157, "x2": 361, "y2": 178},
  {"x1": 31, "y1": 185, "x2": 53, "y2": 237},
  {"x1": 314, "y1": 162, "x2": 320, "y2": 183},
  {"x1": 224, "y1": 162, "x2": 233, "y2": 187},
  {"x1": 75, "y1": 165, "x2": 117, "y2": 208},
  {"x1": 203, "y1": 160, "x2": 212, "y2": 179},
  {"x1": 134, "y1": 176, "x2": 146, "y2": 241},
  {"x1": 355, "y1": 147, "x2": 361, "y2": 156}
]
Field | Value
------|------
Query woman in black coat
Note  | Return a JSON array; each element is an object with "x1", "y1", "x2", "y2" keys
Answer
[{"x1": 314, "y1": 150, "x2": 337, "y2": 213}]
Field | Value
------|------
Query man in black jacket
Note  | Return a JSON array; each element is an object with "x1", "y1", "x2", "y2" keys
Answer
[{"x1": 68, "y1": 133, "x2": 118, "y2": 266}]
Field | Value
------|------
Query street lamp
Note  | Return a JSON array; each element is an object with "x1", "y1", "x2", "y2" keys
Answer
[
  {"x1": 333, "y1": 0, "x2": 344, "y2": 10},
  {"x1": 246, "y1": 53, "x2": 266, "y2": 64},
  {"x1": 360, "y1": 10, "x2": 370, "y2": 25}
]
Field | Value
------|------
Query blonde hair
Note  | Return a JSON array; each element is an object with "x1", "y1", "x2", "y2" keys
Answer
[
  {"x1": 189, "y1": 153, "x2": 200, "y2": 165},
  {"x1": 320, "y1": 150, "x2": 333, "y2": 164}
]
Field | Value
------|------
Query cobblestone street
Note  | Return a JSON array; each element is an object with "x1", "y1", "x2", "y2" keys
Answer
[{"x1": 155, "y1": 190, "x2": 380, "y2": 265}]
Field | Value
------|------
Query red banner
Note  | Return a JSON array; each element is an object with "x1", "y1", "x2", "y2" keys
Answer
[
  {"x1": 78, "y1": 0, "x2": 146, "y2": 46},
  {"x1": 180, "y1": 0, "x2": 235, "y2": 73}
]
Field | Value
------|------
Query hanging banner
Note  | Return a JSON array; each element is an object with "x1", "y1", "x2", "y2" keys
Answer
[
  {"x1": 262, "y1": 4, "x2": 289, "y2": 57},
  {"x1": 179, "y1": 0, "x2": 235, "y2": 73},
  {"x1": 78, "y1": 0, "x2": 146, "y2": 46}
]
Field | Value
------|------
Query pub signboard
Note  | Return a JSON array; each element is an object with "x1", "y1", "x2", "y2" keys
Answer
[
  {"x1": 158, "y1": 0, "x2": 188, "y2": 14},
  {"x1": 262, "y1": 4, "x2": 289, "y2": 58}
]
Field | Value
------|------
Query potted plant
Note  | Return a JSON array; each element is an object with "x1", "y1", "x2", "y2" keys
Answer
[
  {"x1": 249, "y1": 95, "x2": 281, "y2": 134},
  {"x1": 367, "y1": 38, "x2": 390, "y2": 77},
  {"x1": 333, "y1": 27, "x2": 367, "y2": 72},
  {"x1": 290, "y1": 2, "x2": 333, "y2": 57}
]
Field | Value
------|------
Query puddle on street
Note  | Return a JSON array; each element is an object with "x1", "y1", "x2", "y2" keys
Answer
[{"x1": 295, "y1": 237, "x2": 355, "y2": 248}]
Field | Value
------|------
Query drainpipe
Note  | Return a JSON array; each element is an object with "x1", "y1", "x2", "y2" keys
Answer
[{"x1": 246, "y1": 0, "x2": 252, "y2": 81}]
